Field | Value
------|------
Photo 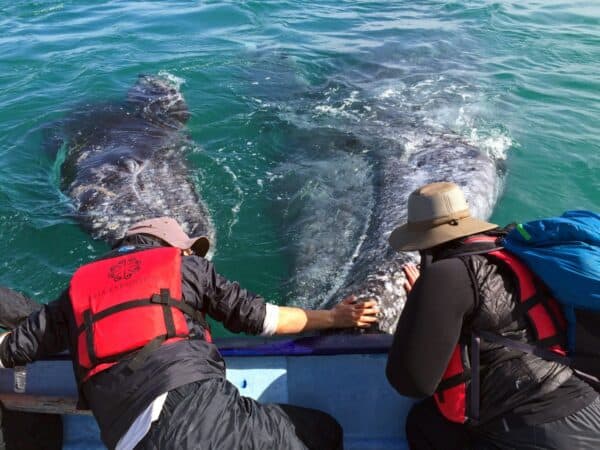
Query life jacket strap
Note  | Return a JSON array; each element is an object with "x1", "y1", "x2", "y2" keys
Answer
[
  {"x1": 469, "y1": 334, "x2": 481, "y2": 425},
  {"x1": 77, "y1": 290, "x2": 209, "y2": 335},
  {"x1": 83, "y1": 310, "x2": 97, "y2": 367},
  {"x1": 436, "y1": 370, "x2": 472, "y2": 394},
  {"x1": 467, "y1": 330, "x2": 572, "y2": 427},
  {"x1": 150, "y1": 289, "x2": 210, "y2": 331},
  {"x1": 77, "y1": 299, "x2": 167, "y2": 334},
  {"x1": 476, "y1": 330, "x2": 571, "y2": 365}
]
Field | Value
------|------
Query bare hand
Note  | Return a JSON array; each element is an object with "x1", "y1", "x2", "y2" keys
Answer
[
  {"x1": 331, "y1": 295, "x2": 379, "y2": 329},
  {"x1": 402, "y1": 263, "x2": 420, "y2": 295}
]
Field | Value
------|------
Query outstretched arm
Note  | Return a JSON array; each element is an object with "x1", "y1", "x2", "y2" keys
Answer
[
  {"x1": 183, "y1": 256, "x2": 379, "y2": 336},
  {"x1": 273, "y1": 297, "x2": 379, "y2": 335},
  {"x1": 0, "y1": 292, "x2": 70, "y2": 368}
]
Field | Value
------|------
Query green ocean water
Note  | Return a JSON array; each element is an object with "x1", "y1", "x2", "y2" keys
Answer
[{"x1": 0, "y1": 0, "x2": 598, "y2": 339}]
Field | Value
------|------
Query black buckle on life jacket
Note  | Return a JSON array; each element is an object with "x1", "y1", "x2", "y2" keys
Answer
[
  {"x1": 151, "y1": 289, "x2": 171, "y2": 305},
  {"x1": 126, "y1": 335, "x2": 167, "y2": 372},
  {"x1": 150, "y1": 289, "x2": 210, "y2": 332},
  {"x1": 149, "y1": 288, "x2": 210, "y2": 334}
]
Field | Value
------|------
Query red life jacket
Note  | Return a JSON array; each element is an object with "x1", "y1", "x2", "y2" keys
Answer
[
  {"x1": 434, "y1": 235, "x2": 567, "y2": 424},
  {"x1": 69, "y1": 246, "x2": 212, "y2": 381}
]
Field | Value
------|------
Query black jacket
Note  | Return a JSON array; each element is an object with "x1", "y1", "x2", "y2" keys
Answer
[
  {"x1": 0, "y1": 251, "x2": 267, "y2": 449},
  {"x1": 387, "y1": 238, "x2": 597, "y2": 427}
]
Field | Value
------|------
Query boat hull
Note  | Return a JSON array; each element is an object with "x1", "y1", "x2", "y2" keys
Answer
[{"x1": 0, "y1": 335, "x2": 413, "y2": 449}]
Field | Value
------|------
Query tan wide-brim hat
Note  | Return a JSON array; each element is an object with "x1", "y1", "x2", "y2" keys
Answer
[
  {"x1": 126, "y1": 217, "x2": 210, "y2": 257},
  {"x1": 389, "y1": 182, "x2": 498, "y2": 252}
]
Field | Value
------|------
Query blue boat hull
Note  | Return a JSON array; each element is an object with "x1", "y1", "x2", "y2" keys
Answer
[{"x1": 0, "y1": 335, "x2": 414, "y2": 449}]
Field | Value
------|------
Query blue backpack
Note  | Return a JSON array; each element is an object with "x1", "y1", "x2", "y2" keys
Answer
[{"x1": 501, "y1": 210, "x2": 600, "y2": 374}]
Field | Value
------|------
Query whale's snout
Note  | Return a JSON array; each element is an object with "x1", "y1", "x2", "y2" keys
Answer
[{"x1": 128, "y1": 75, "x2": 190, "y2": 126}]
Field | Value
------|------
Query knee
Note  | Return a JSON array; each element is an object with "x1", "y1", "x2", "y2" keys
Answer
[
  {"x1": 405, "y1": 398, "x2": 435, "y2": 443},
  {"x1": 405, "y1": 403, "x2": 420, "y2": 442},
  {"x1": 278, "y1": 404, "x2": 343, "y2": 450},
  {"x1": 316, "y1": 410, "x2": 343, "y2": 450}
]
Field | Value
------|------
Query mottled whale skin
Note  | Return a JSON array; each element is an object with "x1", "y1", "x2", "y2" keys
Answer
[
  {"x1": 333, "y1": 132, "x2": 503, "y2": 333},
  {"x1": 279, "y1": 128, "x2": 502, "y2": 334},
  {"x1": 53, "y1": 75, "x2": 214, "y2": 246}
]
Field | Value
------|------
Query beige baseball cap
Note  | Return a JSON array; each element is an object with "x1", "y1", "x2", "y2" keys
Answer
[
  {"x1": 126, "y1": 217, "x2": 210, "y2": 257},
  {"x1": 389, "y1": 182, "x2": 498, "y2": 251}
]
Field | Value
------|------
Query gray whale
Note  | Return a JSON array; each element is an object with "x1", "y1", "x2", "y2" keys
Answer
[
  {"x1": 50, "y1": 75, "x2": 214, "y2": 247},
  {"x1": 275, "y1": 126, "x2": 503, "y2": 334},
  {"x1": 334, "y1": 131, "x2": 503, "y2": 333}
]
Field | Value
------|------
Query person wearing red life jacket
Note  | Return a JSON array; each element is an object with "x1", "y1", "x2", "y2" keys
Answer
[
  {"x1": 385, "y1": 182, "x2": 600, "y2": 449},
  {"x1": 0, "y1": 217, "x2": 378, "y2": 450}
]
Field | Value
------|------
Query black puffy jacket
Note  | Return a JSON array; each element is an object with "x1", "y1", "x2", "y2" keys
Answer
[
  {"x1": 459, "y1": 249, "x2": 572, "y2": 423},
  {"x1": 0, "y1": 249, "x2": 267, "y2": 449}
]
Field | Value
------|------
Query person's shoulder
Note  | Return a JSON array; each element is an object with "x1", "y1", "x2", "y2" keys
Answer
[
  {"x1": 182, "y1": 254, "x2": 212, "y2": 271},
  {"x1": 419, "y1": 257, "x2": 472, "y2": 287},
  {"x1": 421, "y1": 258, "x2": 476, "y2": 312}
]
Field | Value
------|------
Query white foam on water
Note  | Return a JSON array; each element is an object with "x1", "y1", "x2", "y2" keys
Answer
[
  {"x1": 33, "y1": 3, "x2": 64, "y2": 15},
  {"x1": 313, "y1": 90, "x2": 367, "y2": 121},
  {"x1": 467, "y1": 128, "x2": 512, "y2": 161},
  {"x1": 221, "y1": 163, "x2": 244, "y2": 235},
  {"x1": 266, "y1": 68, "x2": 513, "y2": 313},
  {"x1": 372, "y1": 75, "x2": 513, "y2": 165},
  {"x1": 378, "y1": 88, "x2": 398, "y2": 99},
  {"x1": 157, "y1": 70, "x2": 186, "y2": 89}
]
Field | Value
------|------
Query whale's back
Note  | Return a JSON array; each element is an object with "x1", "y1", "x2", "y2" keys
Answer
[{"x1": 57, "y1": 76, "x2": 214, "y2": 247}]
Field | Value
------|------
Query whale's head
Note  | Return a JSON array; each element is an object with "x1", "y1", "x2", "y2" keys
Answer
[{"x1": 127, "y1": 75, "x2": 190, "y2": 128}]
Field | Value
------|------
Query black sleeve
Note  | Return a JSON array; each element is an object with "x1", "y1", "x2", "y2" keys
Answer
[
  {"x1": 0, "y1": 292, "x2": 71, "y2": 367},
  {"x1": 181, "y1": 256, "x2": 267, "y2": 335},
  {"x1": 386, "y1": 258, "x2": 476, "y2": 398},
  {"x1": 0, "y1": 286, "x2": 43, "y2": 329}
]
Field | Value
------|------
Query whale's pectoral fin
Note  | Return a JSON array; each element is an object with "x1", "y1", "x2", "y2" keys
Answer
[{"x1": 38, "y1": 121, "x2": 65, "y2": 159}]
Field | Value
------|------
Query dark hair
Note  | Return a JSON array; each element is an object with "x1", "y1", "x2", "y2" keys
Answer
[
  {"x1": 112, "y1": 233, "x2": 170, "y2": 250},
  {"x1": 427, "y1": 226, "x2": 505, "y2": 261}
]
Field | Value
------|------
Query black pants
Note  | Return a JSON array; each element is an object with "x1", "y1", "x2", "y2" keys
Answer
[
  {"x1": 135, "y1": 378, "x2": 343, "y2": 450},
  {"x1": 405, "y1": 397, "x2": 469, "y2": 450},
  {"x1": 406, "y1": 396, "x2": 600, "y2": 450},
  {"x1": 0, "y1": 406, "x2": 62, "y2": 450}
]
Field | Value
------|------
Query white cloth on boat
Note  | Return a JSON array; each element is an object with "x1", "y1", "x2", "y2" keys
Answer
[{"x1": 116, "y1": 392, "x2": 167, "y2": 450}]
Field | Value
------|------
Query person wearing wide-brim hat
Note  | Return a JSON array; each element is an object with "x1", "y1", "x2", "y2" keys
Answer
[
  {"x1": 388, "y1": 181, "x2": 498, "y2": 252},
  {"x1": 0, "y1": 216, "x2": 378, "y2": 450},
  {"x1": 385, "y1": 182, "x2": 600, "y2": 450}
]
